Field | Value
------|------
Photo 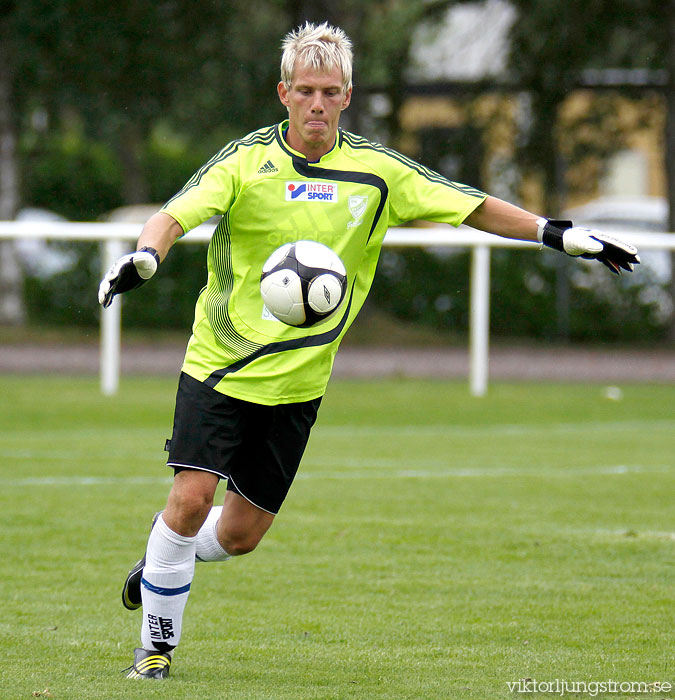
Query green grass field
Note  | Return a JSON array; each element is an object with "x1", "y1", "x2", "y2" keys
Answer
[{"x1": 0, "y1": 376, "x2": 673, "y2": 699}]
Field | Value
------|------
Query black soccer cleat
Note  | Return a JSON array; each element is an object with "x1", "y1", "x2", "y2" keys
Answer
[
  {"x1": 124, "y1": 647, "x2": 172, "y2": 679},
  {"x1": 122, "y1": 511, "x2": 162, "y2": 610},
  {"x1": 121, "y1": 556, "x2": 145, "y2": 610}
]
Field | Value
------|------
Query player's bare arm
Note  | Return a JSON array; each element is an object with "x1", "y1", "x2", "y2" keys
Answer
[
  {"x1": 137, "y1": 211, "x2": 184, "y2": 261},
  {"x1": 464, "y1": 195, "x2": 539, "y2": 242},
  {"x1": 465, "y1": 195, "x2": 640, "y2": 274}
]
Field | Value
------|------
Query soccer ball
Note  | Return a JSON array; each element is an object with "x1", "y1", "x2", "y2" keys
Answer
[{"x1": 260, "y1": 241, "x2": 347, "y2": 327}]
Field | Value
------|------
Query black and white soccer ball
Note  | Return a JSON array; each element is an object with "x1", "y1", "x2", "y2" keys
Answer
[{"x1": 260, "y1": 241, "x2": 347, "y2": 327}]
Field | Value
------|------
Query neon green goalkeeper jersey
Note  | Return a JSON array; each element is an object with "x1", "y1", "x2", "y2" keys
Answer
[{"x1": 162, "y1": 120, "x2": 486, "y2": 404}]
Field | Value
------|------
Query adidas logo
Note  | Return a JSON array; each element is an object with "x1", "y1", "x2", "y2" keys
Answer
[{"x1": 257, "y1": 160, "x2": 278, "y2": 174}]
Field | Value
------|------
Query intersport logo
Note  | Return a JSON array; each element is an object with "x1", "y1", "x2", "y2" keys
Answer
[{"x1": 285, "y1": 181, "x2": 338, "y2": 202}]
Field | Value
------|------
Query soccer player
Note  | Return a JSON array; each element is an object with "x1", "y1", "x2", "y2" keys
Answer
[{"x1": 98, "y1": 22, "x2": 639, "y2": 679}]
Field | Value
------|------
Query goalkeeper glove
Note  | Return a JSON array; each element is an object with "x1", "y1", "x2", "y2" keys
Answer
[
  {"x1": 537, "y1": 218, "x2": 640, "y2": 274},
  {"x1": 98, "y1": 246, "x2": 160, "y2": 308}
]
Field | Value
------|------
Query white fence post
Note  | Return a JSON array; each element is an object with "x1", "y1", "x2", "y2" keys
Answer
[
  {"x1": 100, "y1": 238, "x2": 126, "y2": 395},
  {"x1": 469, "y1": 244, "x2": 490, "y2": 397}
]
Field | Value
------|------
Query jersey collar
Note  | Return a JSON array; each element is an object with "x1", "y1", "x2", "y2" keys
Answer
[{"x1": 276, "y1": 120, "x2": 343, "y2": 164}]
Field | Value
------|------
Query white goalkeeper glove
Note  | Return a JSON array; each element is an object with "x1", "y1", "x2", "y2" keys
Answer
[
  {"x1": 98, "y1": 246, "x2": 160, "y2": 308},
  {"x1": 537, "y1": 218, "x2": 640, "y2": 274}
]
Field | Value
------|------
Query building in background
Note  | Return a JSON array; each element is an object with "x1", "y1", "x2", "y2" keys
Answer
[{"x1": 393, "y1": 0, "x2": 665, "y2": 218}]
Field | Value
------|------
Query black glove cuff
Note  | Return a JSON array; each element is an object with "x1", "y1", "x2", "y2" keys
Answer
[
  {"x1": 541, "y1": 220, "x2": 574, "y2": 252},
  {"x1": 138, "y1": 246, "x2": 161, "y2": 265}
]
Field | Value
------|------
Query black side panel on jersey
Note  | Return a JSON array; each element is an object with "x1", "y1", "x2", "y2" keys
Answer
[
  {"x1": 204, "y1": 135, "x2": 390, "y2": 387},
  {"x1": 204, "y1": 287, "x2": 355, "y2": 387},
  {"x1": 289, "y1": 157, "x2": 388, "y2": 243}
]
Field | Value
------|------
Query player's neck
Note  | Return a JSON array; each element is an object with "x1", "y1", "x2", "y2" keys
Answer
[{"x1": 283, "y1": 128, "x2": 336, "y2": 162}]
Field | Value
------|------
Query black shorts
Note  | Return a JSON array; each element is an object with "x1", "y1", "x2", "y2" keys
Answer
[{"x1": 165, "y1": 373, "x2": 322, "y2": 514}]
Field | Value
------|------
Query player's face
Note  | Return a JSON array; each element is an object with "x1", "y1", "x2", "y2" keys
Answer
[{"x1": 278, "y1": 62, "x2": 351, "y2": 160}]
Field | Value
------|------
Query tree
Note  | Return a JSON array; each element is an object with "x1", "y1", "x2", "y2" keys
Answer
[
  {"x1": 0, "y1": 1, "x2": 37, "y2": 324},
  {"x1": 508, "y1": 0, "x2": 674, "y2": 339},
  {"x1": 665, "y1": 0, "x2": 675, "y2": 339}
]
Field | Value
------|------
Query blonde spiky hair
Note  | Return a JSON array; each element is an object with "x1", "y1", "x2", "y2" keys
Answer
[{"x1": 280, "y1": 22, "x2": 353, "y2": 93}]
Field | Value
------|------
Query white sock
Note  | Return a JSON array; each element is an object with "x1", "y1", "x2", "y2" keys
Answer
[
  {"x1": 194, "y1": 506, "x2": 231, "y2": 562},
  {"x1": 140, "y1": 514, "x2": 196, "y2": 652}
]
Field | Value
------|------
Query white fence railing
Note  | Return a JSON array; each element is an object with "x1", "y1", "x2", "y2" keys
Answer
[{"x1": 1, "y1": 221, "x2": 673, "y2": 396}]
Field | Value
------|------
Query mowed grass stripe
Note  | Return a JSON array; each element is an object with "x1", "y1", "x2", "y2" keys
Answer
[
  {"x1": 0, "y1": 376, "x2": 673, "y2": 700},
  {"x1": 3, "y1": 462, "x2": 673, "y2": 487},
  {"x1": 2, "y1": 417, "x2": 674, "y2": 439},
  {"x1": 315, "y1": 418, "x2": 675, "y2": 436}
]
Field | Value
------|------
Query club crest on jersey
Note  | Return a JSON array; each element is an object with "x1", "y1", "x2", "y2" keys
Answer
[
  {"x1": 285, "y1": 181, "x2": 338, "y2": 202},
  {"x1": 348, "y1": 195, "x2": 368, "y2": 228}
]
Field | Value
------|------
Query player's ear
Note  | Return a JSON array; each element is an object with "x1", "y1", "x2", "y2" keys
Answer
[
  {"x1": 278, "y1": 81, "x2": 290, "y2": 108},
  {"x1": 341, "y1": 87, "x2": 352, "y2": 111}
]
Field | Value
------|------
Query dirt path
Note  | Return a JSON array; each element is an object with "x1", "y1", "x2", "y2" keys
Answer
[{"x1": 1, "y1": 343, "x2": 673, "y2": 382}]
